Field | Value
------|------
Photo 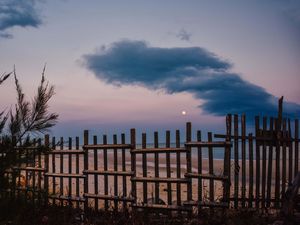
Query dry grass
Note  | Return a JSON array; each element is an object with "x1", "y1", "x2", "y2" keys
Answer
[{"x1": 0, "y1": 197, "x2": 290, "y2": 225}]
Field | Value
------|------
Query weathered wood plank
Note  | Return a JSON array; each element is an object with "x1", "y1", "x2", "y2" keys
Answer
[
  {"x1": 261, "y1": 117, "x2": 267, "y2": 208},
  {"x1": 121, "y1": 133, "x2": 127, "y2": 207},
  {"x1": 176, "y1": 130, "x2": 181, "y2": 206},
  {"x1": 255, "y1": 116, "x2": 260, "y2": 208},
  {"x1": 185, "y1": 142, "x2": 231, "y2": 147},
  {"x1": 208, "y1": 132, "x2": 214, "y2": 203},
  {"x1": 142, "y1": 133, "x2": 147, "y2": 204},
  {"x1": 103, "y1": 134, "x2": 108, "y2": 210},
  {"x1": 154, "y1": 131, "x2": 159, "y2": 204},
  {"x1": 234, "y1": 114, "x2": 239, "y2": 209},
  {"x1": 83, "y1": 130, "x2": 89, "y2": 211},
  {"x1": 130, "y1": 129, "x2": 137, "y2": 204},
  {"x1": 197, "y1": 130, "x2": 202, "y2": 204},
  {"x1": 166, "y1": 130, "x2": 172, "y2": 205},
  {"x1": 186, "y1": 122, "x2": 192, "y2": 204},
  {"x1": 275, "y1": 119, "x2": 281, "y2": 208},
  {"x1": 282, "y1": 119, "x2": 287, "y2": 197},
  {"x1": 93, "y1": 135, "x2": 98, "y2": 210},
  {"x1": 241, "y1": 114, "x2": 246, "y2": 207},
  {"x1": 295, "y1": 119, "x2": 299, "y2": 178},
  {"x1": 266, "y1": 117, "x2": 274, "y2": 207},
  {"x1": 131, "y1": 147, "x2": 186, "y2": 154},
  {"x1": 83, "y1": 144, "x2": 132, "y2": 149},
  {"x1": 248, "y1": 133, "x2": 254, "y2": 207}
]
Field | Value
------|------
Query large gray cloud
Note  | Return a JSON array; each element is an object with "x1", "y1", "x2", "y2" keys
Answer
[
  {"x1": 0, "y1": 0, "x2": 42, "y2": 38},
  {"x1": 83, "y1": 40, "x2": 300, "y2": 118}
]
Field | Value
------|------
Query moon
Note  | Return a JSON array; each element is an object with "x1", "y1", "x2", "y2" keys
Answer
[{"x1": 181, "y1": 110, "x2": 187, "y2": 115}]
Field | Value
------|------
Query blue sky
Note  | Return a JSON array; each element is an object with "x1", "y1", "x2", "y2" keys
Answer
[{"x1": 0, "y1": 0, "x2": 300, "y2": 138}]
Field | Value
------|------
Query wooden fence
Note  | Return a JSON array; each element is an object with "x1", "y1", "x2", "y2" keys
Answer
[{"x1": 0, "y1": 114, "x2": 299, "y2": 213}]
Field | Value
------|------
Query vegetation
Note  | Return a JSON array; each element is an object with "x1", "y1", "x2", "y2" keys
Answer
[
  {"x1": 0, "y1": 67, "x2": 58, "y2": 191},
  {"x1": 0, "y1": 198, "x2": 286, "y2": 225}
]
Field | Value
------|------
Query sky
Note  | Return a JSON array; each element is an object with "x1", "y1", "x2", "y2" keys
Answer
[{"x1": 0, "y1": 0, "x2": 300, "y2": 139}]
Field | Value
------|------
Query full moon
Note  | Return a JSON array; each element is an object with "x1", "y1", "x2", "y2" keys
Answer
[{"x1": 181, "y1": 110, "x2": 187, "y2": 115}]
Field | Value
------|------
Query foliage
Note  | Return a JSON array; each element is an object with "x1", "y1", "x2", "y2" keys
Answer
[
  {"x1": 0, "y1": 72, "x2": 11, "y2": 135},
  {"x1": 5, "y1": 67, "x2": 58, "y2": 145},
  {"x1": 0, "y1": 67, "x2": 58, "y2": 191}
]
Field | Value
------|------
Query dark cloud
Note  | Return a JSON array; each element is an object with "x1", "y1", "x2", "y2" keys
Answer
[
  {"x1": 0, "y1": 0, "x2": 42, "y2": 38},
  {"x1": 176, "y1": 28, "x2": 192, "y2": 41},
  {"x1": 83, "y1": 40, "x2": 300, "y2": 118}
]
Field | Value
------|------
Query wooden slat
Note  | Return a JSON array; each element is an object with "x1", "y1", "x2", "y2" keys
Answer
[
  {"x1": 176, "y1": 130, "x2": 181, "y2": 206},
  {"x1": 197, "y1": 130, "x2": 202, "y2": 204},
  {"x1": 233, "y1": 114, "x2": 239, "y2": 209},
  {"x1": 14, "y1": 146, "x2": 41, "y2": 150},
  {"x1": 48, "y1": 194, "x2": 85, "y2": 202},
  {"x1": 113, "y1": 134, "x2": 118, "y2": 209},
  {"x1": 45, "y1": 173, "x2": 85, "y2": 178},
  {"x1": 103, "y1": 134, "x2": 108, "y2": 210},
  {"x1": 295, "y1": 119, "x2": 299, "y2": 178},
  {"x1": 255, "y1": 116, "x2": 260, "y2": 208},
  {"x1": 51, "y1": 136, "x2": 56, "y2": 204},
  {"x1": 185, "y1": 173, "x2": 228, "y2": 181},
  {"x1": 186, "y1": 122, "x2": 192, "y2": 205},
  {"x1": 83, "y1": 130, "x2": 89, "y2": 211},
  {"x1": 288, "y1": 119, "x2": 293, "y2": 184},
  {"x1": 166, "y1": 130, "x2": 172, "y2": 206},
  {"x1": 142, "y1": 133, "x2": 147, "y2": 204},
  {"x1": 83, "y1": 144, "x2": 132, "y2": 150},
  {"x1": 266, "y1": 118, "x2": 274, "y2": 207},
  {"x1": 121, "y1": 133, "x2": 127, "y2": 207},
  {"x1": 15, "y1": 186, "x2": 45, "y2": 192},
  {"x1": 248, "y1": 133, "x2": 254, "y2": 207},
  {"x1": 131, "y1": 177, "x2": 189, "y2": 183},
  {"x1": 185, "y1": 141, "x2": 231, "y2": 147},
  {"x1": 241, "y1": 114, "x2": 246, "y2": 207},
  {"x1": 223, "y1": 114, "x2": 231, "y2": 204},
  {"x1": 208, "y1": 132, "x2": 214, "y2": 203},
  {"x1": 59, "y1": 137, "x2": 64, "y2": 205},
  {"x1": 84, "y1": 193, "x2": 134, "y2": 202},
  {"x1": 44, "y1": 134, "x2": 49, "y2": 202},
  {"x1": 154, "y1": 131, "x2": 159, "y2": 204},
  {"x1": 75, "y1": 136, "x2": 80, "y2": 208},
  {"x1": 184, "y1": 200, "x2": 229, "y2": 208},
  {"x1": 261, "y1": 117, "x2": 267, "y2": 208},
  {"x1": 214, "y1": 134, "x2": 300, "y2": 142},
  {"x1": 49, "y1": 150, "x2": 84, "y2": 154},
  {"x1": 12, "y1": 167, "x2": 45, "y2": 172},
  {"x1": 93, "y1": 135, "x2": 98, "y2": 211},
  {"x1": 131, "y1": 147, "x2": 186, "y2": 154},
  {"x1": 37, "y1": 139, "x2": 42, "y2": 195},
  {"x1": 130, "y1": 129, "x2": 137, "y2": 204},
  {"x1": 68, "y1": 137, "x2": 72, "y2": 198},
  {"x1": 275, "y1": 119, "x2": 281, "y2": 208},
  {"x1": 133, "y1": 203, "x2": 191, "y2": 211},
  {"x1": 281, "y1": 119, "x2": 287, "y2": 196}
]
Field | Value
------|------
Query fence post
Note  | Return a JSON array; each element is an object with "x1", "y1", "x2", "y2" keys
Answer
[
  {"x1": 241, "y1": 114, "x2": 246, "y2": 207},
  {"x1": 83, "y1": 130, "x2": 89, "y2": 213},
  {"x1": 233, "y1": 115, "x2": 239, "y2": 208},
  {"x1": 186, "y1": 122, "x2": 192, "y2": 212},
  {"x1": 224, "y1": 114, "x2": 232, "y2": 205},
  {"x1": 255, "y1": 116, "x2": 260, "y2": 208},
  {"x1": 295, "y1": 120, "x2": 299, "y2": 178},
  {"x1": 44, "y1": 134, "x2": 49, "y2": 206},
  {"x1": 130, "y1": 128, "x2": 136, "y2": 205}
]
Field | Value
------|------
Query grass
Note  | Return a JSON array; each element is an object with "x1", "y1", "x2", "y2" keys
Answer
[{"x1": 0, "y1": 197, "x2": 289, "y2": 225}]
